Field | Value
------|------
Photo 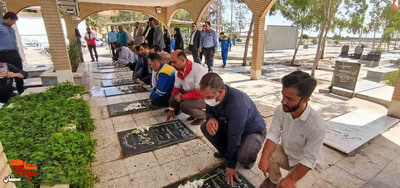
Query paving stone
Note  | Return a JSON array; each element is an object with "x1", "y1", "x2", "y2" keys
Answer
[
  {"x1": 371, "y1": 134, "x2": 400, "y2": 151},
  {"x1": 150, "y1": 109, "x2": 168, "y2": 117},
  {"x1": 153, "y1": 145, "x2": 187, "y2": 164},
  {"x1": 359, "y1": 142, "x2": 400, "y2": 161},
  {"x1": 248, "y1": 174, "x2": 265, "y2": 188},
  {"x1": 94, "y1": 175, "x2": 131, "y2": 188},
  {"x1": 367, "y1": 157, "x2": 400, "y2": 188},
  {"x1": 94, "y1": 118, "x2": 114, "y2": 130},
  {"x1": 106, "y1": 96, "x2": 124, "y2": 105},
  {"x1": 135, "y1": 92, "x2": 151, "y2": 100},
  {"x1": 161, "y1": 156, "x2": 199, "y2": 183},
  {"x1": 90, "y1": 97, "x2": 108, "y2": 107},
  {"x1": 120, "y1": 94, "x2": 139, "y2": 102},
  {"x1": 320, "y1": 166, "x2": 366, "y2": 188},
  {"x1": 92, "y1": 141, "x2": 122, "y2": 166},
  {"x1": 90, "y1": 107, "x2": 102, "y2": 120},
  {"x1": 187, "y1": 150, "x2": 223, "y2": 172},
  {"x1": 111, "y1": 115, "x2": 134, "y2": 125},
  {"x1": 185, "y1": 123, "x2": 204, "y2": 137},
  {"x1": 92, "y1": 160, "x2": 128, "y2": 182},
  {"x1": 237, "y1": 165, "x2": 257, "y2": 180},
  {"x1": 123, "y1": 152, "x2": 159, "y2": 174},
  {"x1": 129, "y1": 166, "x2": 170, "y2": 187},
  {"x1": 94, "y1": 132, "x2": 119, "y2": 149},
  {"x1": 114, "y1": 121, "x2": 138, "y2": 133},
  {"x1": 131, "y1": 111, "x2": 153, "y2": 120},
  {"x1": 320, "y1": 145, "x2": 346, "y2": 170},
  {"x1": 154, "y1": 115, "x2": 168, "y2": 123},
  {"x1": 200, "y1": 137, "x2": 217, "y2": 152},
  {"x1": 178, "y1": 139, "x2": 211, "y2": 155},
  {"x1": 92, "y1": 119, "x2": 115, "y2": 138},
  {"x1": 134, "y1": 117, "x2": 158, "y2": 127},
  {"x1": 381, "y1": 123, "x2": 400, "y2": 149},
  {"x1": 100, "y1": 106, "x2": 110, "y2": 119}
]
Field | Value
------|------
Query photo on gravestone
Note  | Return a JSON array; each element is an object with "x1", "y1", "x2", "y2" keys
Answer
[
  {"x1": 101, "y1": 79, "x2": 136, "y2": 87},
  {"x1": 331, "y1": 61, "x2": 361, "y2": 91},
  {"x1": 0, "y1": 63, "x2": 8, "y2": 77},
  {"x1": 117, "y1": 119, "x2": 197, "y2": 157},
  {"x1": 164, "y1": 166, "x2": 255, "y2": 188},
  {"x1": 104, "y1": 84, "x2": 148, "y2": 96},
  {"x1": 107, "y1": 99, "x2": 161, "y2": 117}
]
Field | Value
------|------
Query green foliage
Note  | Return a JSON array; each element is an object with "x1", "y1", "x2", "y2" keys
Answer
[
  {"x1": 68, "y1": 38, "x2": 81, "y2": 71},
  {"x1": 312, "y1": 38, "x2": 318, "y2": 44},
  {"x1": 332, "y1": 34, "x2": 341, "y2": 41},
  {"x1": 380, "y1": 1, "x2": 400, "y2": 44},
  {"x1": 334, "y1": 40, "x2": 340, "y2": 44},
  {"x1": 302, "y1": 34, "x2": 309, "y2": 39},
  {"x1": 86, "y1": 13, "x2": 107, "y2": 33},
  {"x1": 109, "y1": 11, "x2": 149, "y2": 23},
  {"x1": 172, "y1": 9, "x2": 192, "y2": 21},
  {"x1": 384, "y1": 71, "x2": 399, "y2": 86},
  {"x1": 0, "y1": 83, "x2": 97, "y2": 187}
]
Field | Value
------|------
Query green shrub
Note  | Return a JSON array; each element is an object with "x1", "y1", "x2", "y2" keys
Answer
[
  {"x1": 312, "y1": 38, "x2": 318, "y2": 44},
  {"x1": 302, "y1": 34, "x2": 309, "y2": 39},
  {"x1": 334, "y1": 40, "x2": 340, "y2": 44},
  {"x1": 384, "y1": 71, "x2": 399, "y2": 86}
]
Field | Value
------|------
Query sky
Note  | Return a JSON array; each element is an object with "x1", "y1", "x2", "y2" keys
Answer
[{"x1": 16, "y1": 0, "x2": 384, "y2": 39}]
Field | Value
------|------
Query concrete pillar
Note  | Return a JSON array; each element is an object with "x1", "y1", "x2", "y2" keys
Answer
[
  {"x1": 63, "y1": 14, "x2": 76, "y2": 43},
  {"x1": 39, "y1": 0, "x2": 74, "y2": 83},
  {"x1": 388, "y1": 68, "x2": 400, "y2": 118},
  {"x1": 12, "y1": 24, "x2": 27, "y2": 65},
  {"x1": 250, "y1": 15, "x2": 266, "y2": 80}
]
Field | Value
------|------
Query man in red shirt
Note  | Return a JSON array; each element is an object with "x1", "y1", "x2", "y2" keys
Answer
[{"x1": 84, "y1": 27, "x2": 98, "y2": 62}]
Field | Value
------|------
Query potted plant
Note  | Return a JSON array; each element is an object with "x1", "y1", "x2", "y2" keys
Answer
[{"x1": 68, "y1": 38, "x2": 81, "y2": 72}]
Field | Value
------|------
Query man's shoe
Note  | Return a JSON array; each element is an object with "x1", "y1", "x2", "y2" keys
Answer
[
  {"x1": 96, "y1": 59, "x2": 99, "y2": 62},
  {"x1": 187, "y1": 116, "x2": 195, "y2": 121},
  {"x1": 164, "y1": 109, "x2": 170, "y2": 113},
  {"x1": 191, "y1": 118, "x2": 205, "y2": 125},
  {"x1": 91, "y1": 60, "x2": 95, "y2": 62},
  {"x1": 174, "y1": 109, "x2": 182, "y2": 116},
  {"x1": 213, "y1": 152, "x2": 224, "y2": 159},
  {"x1": 260, "y1": 178, "x2": 278, "y2": 188}
]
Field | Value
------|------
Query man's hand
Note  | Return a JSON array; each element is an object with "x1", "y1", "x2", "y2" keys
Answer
[
  {"x1": 139, "y1": 80, "x2": 145, "y2": 87},
  {"x1": 166, "y1": 110, "x2": 174, "y2": 121},
  {"x1": 226, "y1": 168, "x2": 240, "y2": 185},
  {"x1": 198, "y1": 48, "x2": 202, "y2": 53},
  {"x1": 174, "y1": 93, "x2": 183, "y2": 103},
  {"x1": 279, "y1": 177, "x2": 295, "y2": 188},
  {"x1": 206, "y1": 118, "x2": 219, "y2": 135},
  {"x1": 6, "y1": 72, "x2": 16, "y2": 78},
  {"x1": 258, "y1": 156, "x2": 269, "y2": 177}
]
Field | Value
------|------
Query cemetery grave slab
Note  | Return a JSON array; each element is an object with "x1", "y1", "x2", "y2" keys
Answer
[
  {"x1": 101, "y1": 79, "x2": 136, "y2": 87},
  {"x1": 97, "y1": 65, "x2": 118, "y2": 69},
  {"x1": 93, "y1": 67, "x2": 131, "y2": 73},
  {"x1": 104, "y1": 85, "x2": 148, "y2": 96},
  {"x1": 107, "y1": 99, "x2": 161, "y2": 117},
  {"x1": 164, "y1": 166, "x2": 255, "y2": 188},
  {"x1": 324, "y1": 109, "x2": 400, "y2": 154},
  {"x1": 117, "y1": 119, "x2": 196, "y2": 157}
]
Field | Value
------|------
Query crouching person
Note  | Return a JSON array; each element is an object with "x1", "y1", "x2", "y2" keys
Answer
[
  {"x1": 199, "y1": 72, "x2": 266, "y2": 185},
  {"x1": 258, "y1": 71, "x2": 326, "y2": 188},
  {"x1": 148, "y1": 53, "x2": 175, "y2": 107},
  {"x1": 0, "y1": 63, "x2": 28, "y2": 103}
]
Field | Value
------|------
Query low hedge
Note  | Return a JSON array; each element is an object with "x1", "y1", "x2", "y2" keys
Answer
[{"x1": 0, "y1": 82, "x2": 98, "y2": 187}]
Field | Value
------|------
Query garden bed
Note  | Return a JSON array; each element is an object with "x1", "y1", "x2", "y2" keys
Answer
[{"x1": 0, "y1": 83, "x2": 98, "y2": 187}]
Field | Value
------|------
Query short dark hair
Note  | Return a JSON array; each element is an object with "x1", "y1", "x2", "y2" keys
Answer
[
  {"x1": 200, "y1": 72, "x2": 225, "y2": 90},
  {"x1": 281, "y1": 71, "x2": 317, "y2": 98},
  {"x1": 148, "y1": 53, "x2": 162, "y2": 63},
  {"x1": 220, "y1": 32, "x2": 225, "y2": 35},
  {"x1": 135, "y1": 22, "x2": 139, "y2": 25},
  {"x1": 150, "y1": 45, "x2": 161, "y2": 53},
  {"x1": 135, "y1": 46, "x2": 141, "y2": 51},
  {"x1": 115, "y1": 43, "x2": 122, "y2": 48},
  {"x1": 3, "y1": 12, "x2": 18, "y2": 20},
  {"x1": 140, "y1": 43, "x2": 149, "y2": 49},
  {"x1": 177, "y1": 51, "x2": 187, "y2": 60},
  {"x1": 148, "y1": 17, "x2": 155, "y2": 22},
  {"x1": 127, "y1": 41, "x2": 135, "y2": 46},
  {"x1": 205, "y1": 21, "x2": 211, "y2": 26}
]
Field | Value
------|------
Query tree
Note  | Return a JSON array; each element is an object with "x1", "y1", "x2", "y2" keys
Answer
[
  {"x1": 86, "y1": 13, "x2": 107, "y2": 34},
  {"x1": 173, "y1": 9, "x2": 192, "y2": 21},
  {"x1": 109, "y1": 11, "x2": 149, "y2": 23},
  {"x1": 234, "y1": 0, "x2": 250, "y2": 39},
  {"x1": 380, "y1": 1, "x2": 400, "y2": 51},
  {"x1": 276, "y1": 0, "x2": 316, "y2": 66},
  {"x1": 243, "y1": 17, "x2": 253, "y2": 66},
  {"x1": 367, "y1": 0, "x2": 385, "y2": 50}
]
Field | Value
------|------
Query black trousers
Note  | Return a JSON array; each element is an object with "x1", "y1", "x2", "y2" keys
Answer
[
  {"x1": 203, "y1": 47, "x2": 215, "y2": 72},
  {"x1": 88, "y1": 45, "x2": 98, "y2": 61},
  {"x1": 110, "y1": 43, "x2": 116, "y2": 57},
  {"x1": 0, "y1": 50, "x2": 24, "y2": 94},
  {"x1": 190, "y1": 45, "x2": 200, "y2": 63},
  {"x1": 151, "y1": 95, "x2": 170, "y2": 107},
  {"x1": 201, "y1": 121, "x2": 266, "y2": 167}
]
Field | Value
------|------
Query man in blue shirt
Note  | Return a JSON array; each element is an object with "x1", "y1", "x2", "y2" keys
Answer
[
  {"x1": 148, "y1": 53, "x2": 175, "y2": 107},
  {"x1": 199, "y1": 21, "x2": 218, "y2": 72},
  {"x1": 0, "y1": 12, "x2": 25, "y2": 94},
  {"x1": 200, "y1": 72, "x2": 266, "y2": 185},
  {"x1": 108, "y1": 26, "x2": 118, "y2": 57},
  {"x1": 218, "y1": 32, "x2": 232, "y2": 68},
  {"x1": 117, "y1": 26, "x2": 128, "y2": 46}
]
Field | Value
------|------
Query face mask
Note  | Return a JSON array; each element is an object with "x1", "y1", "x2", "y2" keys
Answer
[{"x1": 205, "y1": 98, "x2": 219, "y2": 107}]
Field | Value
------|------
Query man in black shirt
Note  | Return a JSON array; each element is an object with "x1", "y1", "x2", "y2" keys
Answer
[{"x1": 0, "y1": 63, "x2": 28, "y2": 103}]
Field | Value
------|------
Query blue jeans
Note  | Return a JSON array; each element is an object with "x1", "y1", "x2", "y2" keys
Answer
[{"x1": 221, "y1": 49, "x2": 228, "y2": 66}]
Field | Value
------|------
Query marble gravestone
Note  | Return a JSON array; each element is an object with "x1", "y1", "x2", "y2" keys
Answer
[
  {"x1": 93, "y1": 67, "x2": 131, "y2": 73},
  {"x1": 107, "y1": 99, "x2": 161, "y2": 117},
  {"x1": 165, "y1": 166, "x2": 255, "y2": 188},
  {"x1": 117, "y1": 120, "x2": 196, "y2": 157},
  {"x1": 324, "y1": 109, "x2": 400, "y2": 154},
  {"x1": 103, "y1": 85, "x2": 148, "y2": 96},
  {"x1": 101, "y1": 79, "x2": 136, "y2": 87}
]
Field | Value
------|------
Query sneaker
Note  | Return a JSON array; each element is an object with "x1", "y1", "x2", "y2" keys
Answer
[
  {"x1": 91, "y1": 60, "x2": 95, "y2": 62},
  {"x1": 221, "y1": 65, "x2": 226, "y2": 68},
  {"x1": 260, "y1": 178, "x2": 278, "y2": 188},
  {"x1": 186, "y1": 116, "x2": 195, "y2": 121},
  {"x1": 190, "y1": 118, "x2": 205, "y2": 125},
  {"x1": 213, "y1": 152, "x2": 224, "y2": 159}
]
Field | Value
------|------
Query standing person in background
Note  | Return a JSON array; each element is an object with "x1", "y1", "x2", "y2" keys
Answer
[
  {"x1": 174, "y1": 28, "x2": 184, "y2": 50},
  {"x1": 152, "y1": 19, "x2": 165, "y2": 51},
  {"x1": 189, "y1": 23, "x2": 202, "y2": 64},
  {"x1": 134, "y1": 22, "x2": 144, "y2": 45},
  {"x1": 0, "y1": 12, "x2": 25, "y2": 94},
  {"x1": 143, "y1": 21, "x2": 151, "y2": 39},
  {"x1": 218, "y1": 32, "x2": 232, "y2": 68},
  {"x1": 163, "y1": 29, "x2": 171, "y2": 54},
  {"x1": 199, "y1": 25, "x2": 206, "y2": 64},
  {"x1": 84, "y1": 27, "x2": 98, "y2": 62},
  {"x1": 199, "y1": 21, "x2": 218, "y2": 72},
  {"x1": 126, "y1": 26, "x2": 134, "y2": 43},
  {"x1": 171, "y1": 34, "x2": 176, "y2": 52},
  {"x1": 117, "y1": 26, "x2": 128, "y2": 46},
  {"x1": 146, "y1": 17, "x2": 155, "y2": 47},
  {"x1": 108, "y1": 25, "x2": 118, "y2": 57}
]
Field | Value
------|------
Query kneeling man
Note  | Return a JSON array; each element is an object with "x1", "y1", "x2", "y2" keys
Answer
[
  {"x1": 258, "y1": 71, "x2": 326, "y2": 188},
  {"x1": 200, "y1": 72, "x2": 266, "y2": 185},
  {"x1": 148, "y1": 53, "x2": 175, "y2": 107}
]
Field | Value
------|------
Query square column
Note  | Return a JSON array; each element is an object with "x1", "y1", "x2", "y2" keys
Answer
[
  {"x1": 39, "y1": 0, "x2": 74, "y2": 83},
  {"x1": 250, "y1": 16, "x2": 266, "y2": 80},
  {"x1": 388, "y1": 68, "x2": 400, "y2": 118}
]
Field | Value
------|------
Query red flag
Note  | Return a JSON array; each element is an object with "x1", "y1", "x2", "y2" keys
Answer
[{"x1": 394, "y1": 0, "x2": 398, "y2": 10}]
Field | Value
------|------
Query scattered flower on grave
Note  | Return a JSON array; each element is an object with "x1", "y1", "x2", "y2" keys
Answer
[
  {"x1": 130, "y1": 126, "x2": 151, "y2": 135},
  {"x1": 177, "y1": 169, "x2": 225, "y2": 188},
  {"x1": 123, "y1": 102, "x2": 146, "y2": 111}
]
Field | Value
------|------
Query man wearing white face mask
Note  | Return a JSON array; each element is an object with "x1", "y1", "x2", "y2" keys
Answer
[{"x1": 199, "y1": 72, "x2": 267, "y2": 186}]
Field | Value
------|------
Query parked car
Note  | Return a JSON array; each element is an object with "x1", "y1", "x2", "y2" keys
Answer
[{"x1": 81, "y1": 39, "x2": 104, "y2": 47}]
